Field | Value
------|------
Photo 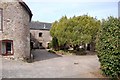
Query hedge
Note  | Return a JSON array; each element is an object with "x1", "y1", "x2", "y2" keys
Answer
[{"x1": 96, "y1": 17, "x2": 120, "y2": 78}]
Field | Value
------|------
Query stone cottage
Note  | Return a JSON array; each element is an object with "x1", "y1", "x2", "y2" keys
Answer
[
  {"x1": 30, "y1": 21, "x2": 52, "y2": 49},
  {"x1": 0, "y1": 0, "x2": 32, "y2": 60}
]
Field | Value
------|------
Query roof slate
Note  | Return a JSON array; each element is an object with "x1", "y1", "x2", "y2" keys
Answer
[{"x1": 29, "y1": 21, "x2": 52, "y2": 30}]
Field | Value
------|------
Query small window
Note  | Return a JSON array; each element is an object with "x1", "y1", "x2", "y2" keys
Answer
[
  {"x1": 2, "y1": 40, "x2": 14, "y2": 55},
  {"x1": 39, "y1": 33, "x2": 42, "y2": 37},
  {"x1": 39, "y1": 43, "x2": 42, "y2": 46},
  {"x1": 0, "y1": 8, "x2": 3, "y2": 31}
]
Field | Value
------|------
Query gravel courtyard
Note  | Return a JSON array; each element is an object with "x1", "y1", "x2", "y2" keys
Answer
[{"x1": 1, "y1": 49, "x2": 103, "y2": 78}]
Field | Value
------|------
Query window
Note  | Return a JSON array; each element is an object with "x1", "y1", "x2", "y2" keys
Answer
[
  {"x1": 39, "y1": 32, "x2": 42, "y2": 37},
  {"x1": 0, "y1": 8, "x2": 3, "y2": 31},
  {"x1": 39, "y1": 43, "x2": 42, "y2": 46},
  {"x1": 1, "y1": 40, "x2": 14, "y2": 55}
]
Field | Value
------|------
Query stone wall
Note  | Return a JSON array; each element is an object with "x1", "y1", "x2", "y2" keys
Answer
[
  {"x1": 0, "y1": 1, "x2": 30, "y2": 60},
  {"x1": 30, "y1": 29, "x2": 52, "y2": 48}
]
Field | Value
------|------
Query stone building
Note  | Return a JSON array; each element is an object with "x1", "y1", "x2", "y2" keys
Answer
[
  {"x1": 30, "y1": 21, "x2": 52, "y2": 49},
  {"x1": 0, "y1": 0, "x2": 32, "y2": 60}
]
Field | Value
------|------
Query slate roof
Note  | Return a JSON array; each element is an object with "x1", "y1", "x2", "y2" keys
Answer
[{"x1": 29, "y1": 21, "x2": 52, "y2": 30}]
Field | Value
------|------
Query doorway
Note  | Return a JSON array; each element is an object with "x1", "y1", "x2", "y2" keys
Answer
[{"x1": 87, "y1": 44, "x2": 91, "y2": 51}]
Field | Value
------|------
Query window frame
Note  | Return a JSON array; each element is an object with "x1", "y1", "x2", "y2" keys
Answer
[
  {"x1": 0, "y1": 8, "x2": 3, "y2": 31},
  {"x1": 1, "y1": 40, "x2": 14, "y2": 56}
]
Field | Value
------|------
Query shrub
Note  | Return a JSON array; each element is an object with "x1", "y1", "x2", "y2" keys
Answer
[{"x1": 96, "y1": 17, "x2": 120, "y2": 78}]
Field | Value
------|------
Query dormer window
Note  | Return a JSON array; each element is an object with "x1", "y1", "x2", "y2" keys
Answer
[{"x1": 0, "y1": 8, "x2": 3, "y2": 31}]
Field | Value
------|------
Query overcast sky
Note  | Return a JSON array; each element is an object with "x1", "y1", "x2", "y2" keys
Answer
[{"x1": 24, "y1": 0, "x2": 120, "y2": 23}]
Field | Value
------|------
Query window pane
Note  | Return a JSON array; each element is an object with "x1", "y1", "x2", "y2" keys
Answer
[
  {"x1": 6, "y1": 42, "x2": 11, "y2": 51},
  {"x1": 2, "y1": 42, "x2": 6, "y2": 54}
]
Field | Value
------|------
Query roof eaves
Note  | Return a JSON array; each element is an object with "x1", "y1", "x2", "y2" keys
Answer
[{"x1": 18, "y1": 0, "x2": 33, "y2": 21}]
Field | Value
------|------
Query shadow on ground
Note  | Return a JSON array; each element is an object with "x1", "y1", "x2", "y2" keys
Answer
[{"x1": 31, "y1": 49, "x2": 62, "y2": 62}]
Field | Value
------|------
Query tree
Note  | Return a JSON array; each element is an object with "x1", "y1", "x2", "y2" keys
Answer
[
  {"x1": 50, "y1": 15, "x2": 101, "y2": 51},
  {"x1": 51, "y1": 37, "x2": 59, "y2": 51}
]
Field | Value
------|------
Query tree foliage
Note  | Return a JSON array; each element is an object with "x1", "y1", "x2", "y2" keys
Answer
[
  {"x1": 50, "y1": 15, "x2": 101, "y2": 50},
  {"x1": 96, "y1": 17, "x2": 120, "y2": 78},
  {"x1": 51, "y1": 37, "x2": 59, "y2": 50}
]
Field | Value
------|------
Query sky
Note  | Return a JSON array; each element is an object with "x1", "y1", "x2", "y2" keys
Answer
[{"x1": 24, "y1": 0, "x2": 120, "y2": 23}]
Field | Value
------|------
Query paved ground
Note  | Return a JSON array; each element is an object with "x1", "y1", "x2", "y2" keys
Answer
[{"x1": 1, "y1": 49, "x2": 103, "y2": 78}]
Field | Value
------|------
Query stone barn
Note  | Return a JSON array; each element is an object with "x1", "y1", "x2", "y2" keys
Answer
[
  {"x1": 30, "y1": 21, "x2": 52, "y2": 49},
  {"x1": 0, "y1": 0, "x2": 32, "y2": 60}
]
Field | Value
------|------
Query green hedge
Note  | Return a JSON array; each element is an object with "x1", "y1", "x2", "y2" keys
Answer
[{"x1": 96, "y1": 17, "x2": 120, "y2": 78}]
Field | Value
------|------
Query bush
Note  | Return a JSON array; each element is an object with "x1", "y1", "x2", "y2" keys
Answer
[{"x1": 96, "y1": 17, "x2": 120, "y2": 78}]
